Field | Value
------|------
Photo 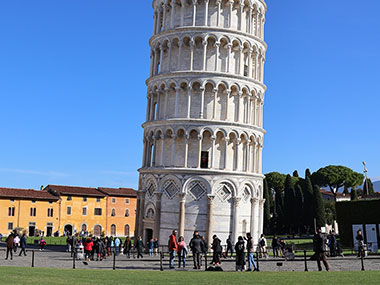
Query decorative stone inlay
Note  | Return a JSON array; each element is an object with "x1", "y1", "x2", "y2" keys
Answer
[
  {"x1": 163, "y1": 180, "x2": 180, "y2": 199},
  {"x1": 216, "y1": 184, "x2": 232, "y2": 203},
  {"x1": 146, "y1": 182, "x2": 156, "y2": 198},
  {"x1": 242, "y1": 187, "x2": 251, "y2": 202},
  {"x1": 188, "y1": 181, "x2": 207, "y2": 201}
]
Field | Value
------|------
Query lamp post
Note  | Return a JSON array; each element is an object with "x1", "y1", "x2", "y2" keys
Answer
[{"x1": 363, "y1": 161, "x2": 368, "y2": 196}]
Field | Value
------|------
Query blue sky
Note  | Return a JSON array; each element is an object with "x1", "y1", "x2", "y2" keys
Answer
[{"x1": 0, "y1": 0, "x2": 379, "y2": 190}]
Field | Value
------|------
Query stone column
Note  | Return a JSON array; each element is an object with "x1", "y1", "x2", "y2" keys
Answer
[
  {"x1": 253, "y1": 198, "x2": 260, "y2": 241},
  {"x1": 228, "y1": 0, "x2": 233, "y2": 28},
  {"x1": 238, "y1": 3, "x2": 243, "y2": 31},
  {"x1": 250, "y1": 198, "x2": 257, "y2": 235},
  {"x1": 216, "y1": 0, "x2": 221, "y2": 27},
  {"x1": 202, "y1": 40, "x2": 208, "y2": 71},
  {"x1": 159, "y1": 46, "x2": 164, "y2": 74},
  {"x1": 167, "y1": 42, "x2": 172, "y2": 72},
  {"x1": 153, "y1": 12, "x2": 157, "y2": 35},
  {"x1": 152, "y1": 137, "x2": 157, "y2": 166},
  {"x1": 210, "y1": 136, "x2": 216, "y2": 169},
  {"x1": 225, "y1": 90, "x2": 230, "y2": 120},
  {"x1": 261, "y1": 56, "x2": 265, "y2": 82},
  {"x1": 184, "y1": 134, "x2": 189, "y2": 168},
  {"x1": 200, "y1": 87, "x2": 205, "y2": 119},
  {"x1": 134, "y1": 191, "x2": 141, "y2": 238},
  {"x1": 138, "y1": 191, "x2": 146, "y2": 238},
  {"x1": 192, "y1": 0, "x2": 197, "y2": 26},
  {"x1": 156, "y1": 9, "x2": 161, "y2": 34},
  {"x1": 248, "y1": 6, "x2": 252, "y2": 34},
  {"x1": 214, "y1": 42, "x2": 220, "y2": 72},
  {"x1": 174, "y1": 87, "x2": 180, "y2": 117},
  {"x1": 150, "y1": 50, "x2": 154, "y2": 77},
  {"x1": 170, "y1": 1, "x2": 175, "y2": 29},
  {"x1": 256, "y1": 10, "x2": 259, "y2": 36},
  {"x1": 162, "y1": 3, "x2": 167, "y2": 31},
  {"x1": 197, "y1": 135, "x2": 202, "y2": 168},
  {"x1": 160, "y1": 134, "x2": 165, "y2": 166},
  {"x1": 246, "y1": 140, "x2": 250, "y2": 172},
  {"x1": 254, "y1": 51, "x2": 259, "y2": 80},
  {"x1": 171, "y1": 135, "x2": 176, "y2": 166},
  {"x1": 212, "y1": 88, "x2": 218, "y2": 119},
  {"x1": 226, "y1": 44, "x2": 232, "y2": 73},
  {"x1": 146, "y1": 93, "x2": 151, "y2": 122},
  {"x1": 237, "y1": 91, "x2": 243, "y2": 123},
  {"x1": 180, "y1": 0, "x2": 186, "y2": 26},
  {"x1": 235, "y1": 138, "x2": 241, "y2": 171},
  {"x1": 142, "y1": 138, "x2": 147, "y2": 167},
  {"x1": 258, "y1": 199, "x2": 266, "y2": 237},
  {"x1": 187, "y1": 86, "x2": 192, "y2": 118},
  {"x1": 163, "y1": 88, "x2": 169, "y2": 119},
  {"x1": 154, "y1": 192, "x2": 163, "y2": 239},
  {"x1": 248, "y1": 48, "x2": 253, "y2": 78},
  {"x1": 204, "y1": 0, "x2": 209, "y2": 26},
  {"x1": 232, "y1": 197, "x2": 241, "y2": 244},
  {"x1": 178, "y1": 193, "x2": 186, "y2": 237},
  {"x1": 190, "y1": 40, "x2": 195, "y2": 71},
  {"x1": 224, "y1": 137, "x2": 229, "y2": 170},
  {"x1": 177, "y1": 42, "x2": 183, "y2": 71},
  {"x1": 156, "y1": 91, "x2": 161, "y2": 119},
  {"x1": 239, "y1": 46, "x2": 244, "y2": 76},
  {"x1": 206, "y1": 195, "x2": 216, "y2": 246}
]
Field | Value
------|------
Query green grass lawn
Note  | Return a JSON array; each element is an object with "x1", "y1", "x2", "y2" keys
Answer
[{"x1": 0, "y1": 267, "x2": 380, "y2": 284}]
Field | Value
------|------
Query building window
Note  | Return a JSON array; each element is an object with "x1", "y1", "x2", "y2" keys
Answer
[
  {"x1": 125, "y1": 209, "x2": 130, "y2": 217},
  {"x1": 111, "y1": 197, "x2": 116, "y2": 204},
  {"x1": 10, "y1": 199, "x2": 14, "y2": 203},
  {"x1": 83, "y1": 196, "x2": 87, "y2": 202},
  {"x1": 8, "y1": 207, "x2": 15, "y2": 217},
  {"x1": 82, "y1": 207, "x2": 87, "y2": 216},
  {"x1": 110, "y1": 224, "x2": 116, "y2": 236},
  {"x1": 49, "y1": 201, "x2": 53, "y2": 204},
  {"x1": 201, "y1": 151, "x2": 209, "y2": 169},
  {"x1": 124, "y1": 224, "x2": 130, "y2": 236},
  {"x1": 96, "y1": 197, "x2": 101, "y2": 203},
  {"x1": 111, "y1": 208, "x2": 116, "y2": 216},
  {"x1": 32, "y1": 200, "x2": 36, "y2": 204},
  {"x1": 8, "y1": 222, "x2": 13, "y2": 230},
  {"x1": 67, "y1": 206, "x2": 72, "y2": 215},
  {"x1": 125, "y1": 198, "x2": 130, "y2": 204},
  {"x1": 47, "y1": 208, "x2": 54, "y2": 217},
  {"x1": 94, "y1": 208, "x2": 102, "y2": 216},
  {"x1": 67, "y1": 196, "x2": 72, "y2": 201},
  {"x1": 30, "y1": 207, "x2": 37, "y2": 217}
]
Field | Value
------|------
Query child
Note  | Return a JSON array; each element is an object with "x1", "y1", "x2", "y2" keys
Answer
[{"x1": 40, "y1": 238, "x2": 47, "y2": 251}]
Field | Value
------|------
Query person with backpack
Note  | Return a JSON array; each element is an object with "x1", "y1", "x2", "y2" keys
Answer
[
  {"x1": 235, "y1": 236, "x2": 246, "y2": 271},
  {"x1": 211, "y1": 234, "x2": 222, "y2": 265},
  {"x1": 225, "y1": 235, "x2": 234, "y2": 258},
  {"x1": 18, "y1": 233, "x2": 27, "y2": 256},
  {"x1": 258, "y1": 234, "x2": 268, "y2": 258},
  {"x1": 313, "y1": 228, "x2": 330, "y2": 271}
]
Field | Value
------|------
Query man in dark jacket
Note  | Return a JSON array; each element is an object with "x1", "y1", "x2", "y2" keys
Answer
[
  {"x1": 226, "y1": 235, "x2": 233, "y2": 258},
  {"x1": 5, "y1": 233, "x2": 14, "y2": 260},
  {"x1": 211, "y1": 234, "x2": 222, "y2": 265},
  {"x1": 246, "y1": 233, "x2": 258, "y2": 271},
  {"x1": 314, "y1": 228, "x2": 330, "y2": 271},
  {"x1": 18, "y1": 233, "x2": 27, "y2": 256},
  {"x1": 189, "y1": 231, "x2": 204, "y2": 269}
]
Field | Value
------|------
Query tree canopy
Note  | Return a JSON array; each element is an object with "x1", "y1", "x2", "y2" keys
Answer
[{"x1": 265, "y1": 172, "x2": 286, "y2": 192}]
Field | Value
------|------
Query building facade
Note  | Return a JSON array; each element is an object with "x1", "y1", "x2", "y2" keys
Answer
[
  {"x1": 0, "y1": 185, "x2": 137, "y2": 237},
  {"x1": 136, "y1": 0, "x2": 267, "y2": 246}
]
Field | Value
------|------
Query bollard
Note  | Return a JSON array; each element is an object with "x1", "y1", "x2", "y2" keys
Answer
[
  {"x1": 304, "y1": 250, "x2": 308, "y2": 272},
  {"x1": 256, "y1": 252, "x2": 260, "y2": 271},
  {"x1": 31, "y1": 250, "x2": 35, "y2": 268},
  {"x1": 160, "y1": 252, "x2": 164, "y2": 271},
  {"x1": 113, "y1": 249, "x2": 116, "y2": 270},
  {"x1": 361, "y1": 255, "x2": 365, "y2": 271},
  {"x1": 204, "y1": 254, "x2": 208, "y2": 271},
  {"x1": 73, "y1": 250, "x2": 76, "y2": 269}
]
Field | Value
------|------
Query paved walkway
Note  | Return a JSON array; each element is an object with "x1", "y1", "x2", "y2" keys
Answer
[{"x1": 1, "y1": 247, "x2": 379, "y2": 272}]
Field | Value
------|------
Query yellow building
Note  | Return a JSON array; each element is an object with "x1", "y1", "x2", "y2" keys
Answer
[{"x1": 0, "y1": 187, "x2": 59, "y2": 236}]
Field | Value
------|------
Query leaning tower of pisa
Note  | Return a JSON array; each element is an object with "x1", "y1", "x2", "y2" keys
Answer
[{"x1": 135, "y1": 0, "x2": 267, "y2": 246}]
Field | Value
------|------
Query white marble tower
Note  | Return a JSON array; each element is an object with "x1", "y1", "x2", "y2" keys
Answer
[{"x1": 135, "y1": 0, "x2": 267, "y2": 247}]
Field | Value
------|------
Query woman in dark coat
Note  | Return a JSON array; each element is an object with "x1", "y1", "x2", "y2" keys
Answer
[
  {"x1": 211, "y1": 235, "x2": 222, "y2": 265},
  {"x1": 235, "y1": 236, "x2": 246, "y2": 271},
  {"x1": 123, "y1": 236, "x2": 132, "y2": 258}
]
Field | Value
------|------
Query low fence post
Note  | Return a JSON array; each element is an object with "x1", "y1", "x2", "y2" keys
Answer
[
  {"x1": 160, "y1": 252, "x2": 164, "y2": 271},
  {"x1": 204, "y1": 253, "x2": 208, "y2": 271},
  {"x1": 304, "y1": 250, "x2": 308, "y2": 272},
  {"x1": 31, "y1": 250, "x2": 35, "y2": 268},
  {"x1": 256, "y1": 252, "x2": 260, "y2": 271},
  {"x1": 361, "y1": 255, "x2": 365, "y2": 271},
  {"x1": 73, "y1": 250, "x2": 76, "y2": 269},
  {"x1": 113, "y1": 248, "x2": 116, "y2": 270}
]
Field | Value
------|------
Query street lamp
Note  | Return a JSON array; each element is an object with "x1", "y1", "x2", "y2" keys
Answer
[{"x1": 363, "y1": 161, "x2": 368, "y2": 196}]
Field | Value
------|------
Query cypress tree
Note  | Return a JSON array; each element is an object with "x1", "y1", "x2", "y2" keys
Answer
[
  {"x1": 275, "y1": 189, "x2": 284, "y2": 227},
  {"x1": 351, "y1": 189, "x2": 358, "y2": 201},
  {"x1": 263, "y1": 179, "x2": 271, "y2": 227},
  {"x1": 303, "y1": 177, "x2": 314, "y2": 230},
  {"x1": 305, "y1": 168, "x2": 312, "y2": 180},
  {"x1": 284, "y1": 175, "x2": 296, "y2": 232},
  {"x1": 295, "y1": 185, "x2": 304, "y2": 232},
  {"x1": 364, "y1": 178, "x2": 375, "y2": 195},
  {"x1": 293, "y1": 170, "x2": 299, "y2": 178},
  {"x1": 313, "y1": 185, "x2": 326, "y2": 228}
]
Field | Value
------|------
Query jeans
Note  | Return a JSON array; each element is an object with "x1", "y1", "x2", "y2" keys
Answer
[
  {"x1": 248, "y1": 253, "x2": 257, "y2": 270},
  {"x1": 149, "y1": 248, "x2": 153, "y2": 256},
  {"x1": 6, "y1": 247, "x2": 13, "y2": 260},
  {"x1": 169, "y1": 250, "x2": 176, "y2": 268},
  {"x1": 19, "y1": 247, "x2": 27, "y2": 256},
  {"x1": 115, "y1": 247, "x2": 119, "y2": 255},
  {"x1": 273, "y1": 246, "x2": 279, "y2": 257}
]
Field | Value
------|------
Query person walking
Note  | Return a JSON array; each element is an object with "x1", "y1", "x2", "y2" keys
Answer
[
  {"x1": 168, "y1": 230, "x2": 178, "y2": 269},
  {"x1": 246, "y1": 233, "x2": 258, "y2": 272},
  {"x1": 148, "y1": 239, "x2": 154, "y2": 257},
  {"x1": 136, "y1": 236, "x2": 144, "y2": 258},
  {"x1": 211, "y1": 235, "x2": 222, "y2": 266},
  {"x1": 189, "y1": 231, "x2": 204, "y2": 269},
  {"x1": 258, "y1": 234, "x2": 268, "y2": 258},
  {"x1": 84, "y1": 237, "x2": 93, "y2": 261},
  {"x1": 177, "y1": 236, "x2": 188, "y2": 268},
  {"x1": 356, "y1": 230, "x2": 365, "y2": 258},
  {"x1": 235, "y1": 236, "x2": 246, "y2": 271},
  {"x1": 114, "y1": 237, "x2": 121, "y2": 256},
  {"x1": 18, "y1": 233, "x2": 27, "y2": 256},
  {"x1": 123, "y1": 236, "x2": 132, "y2": 258},
  {"x1": 13, "y1": 234, "x2": 20, "y2": 253},
  {"x1": 272, "y1": 234, "x2": 279, "y2": 258},
  {"x1": 314, "y1": 228, "x2": 330, "y2": 271},
  {"x1": 153, "y1": 238, "x2": 159, "y2": 256},
  {"x1": 225, "y1": 235, "x2": 234, "y2": 258},
  {"x1": 5, "y1": 233, "x2": 14, "y2": 260},
  {"x1": 328, "y1": 230, "x2": 337, "y2": 257}
]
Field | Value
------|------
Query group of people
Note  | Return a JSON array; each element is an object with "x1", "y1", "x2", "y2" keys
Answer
[
  {"x1": 167, "y1": 229, "x2": 260, "y2": 272},
  {"x1": 4, "y1": 231, "x2": 48, "y2": 260}
]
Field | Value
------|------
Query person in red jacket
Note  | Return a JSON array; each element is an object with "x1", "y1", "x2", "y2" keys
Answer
[
  {"x1": 168, "y1": 230, "x2": 178, "y2": 269},
  {"x1": 84, "y1": 237, "x2": 94, "y2": 261}
]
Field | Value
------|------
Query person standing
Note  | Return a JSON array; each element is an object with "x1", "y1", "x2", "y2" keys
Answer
[
  {"x1": 226, "y1": 235, "x2": 234, "y2": 258},
  {"x1": 258, "y1": 234, "x2": 268, "y2": 258},
  {"x1": 328, "y1": 230, "x2": 337, "y2": 257},
  {"x1": 177, "y1": 236, "x2": 188, "y2": 268},
  {"x1": 13, "y1": 234, "x2": 20, "y2": 253},
  {"x1": 211, "y1": 235, "x2": 222, "y2": 266},
  {"x1": 246, "y1": 233, "x2": 258, "y2": 272},
  {"x1": 235, "y1": 236, "x2": 246, "y2": 271},
  {"x1": 114, "y1": 237, "x2": 121, "y2": 255},
  {"x1": 84, "y1": 237, "x2": 93, "y2": 261},
  {"x1": 168, "y1": 230, "x2": 178, "y2": 269},
  {"x1": 5, "y1": 233, "x2": 14, "y2": 260},
  {"x1": 136, "y1": 236, "x2": 144, "y2": 258},
  {"x1": 272, "y1": 235, "x2": 279, "y2": 258},
  {"x1": 123, "y1": 236, "x2": 132, "y2": 258},
  {"x1": 148, "y1": 239, "x2": 154, "y2": 257},
  {"x1": 19, "y1": 233, "x2": 27, "y2": 256},
  {"x1": 153, "y1": 237, "x2": 159, "y2": 256},
  {"x1": 356, "y1": 230, "x2": 365, "y2": 258},
  {"x1": 189, "y1": 231, "x2": 203, "y2": 269},
  {"x1": 314, "y1": 228, "x2": 330, "y2": 271}
]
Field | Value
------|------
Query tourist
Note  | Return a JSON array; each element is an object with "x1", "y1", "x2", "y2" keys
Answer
[
  {"x1": 235, "y1": 236, "x2": 246, "y2": 271},
  {"x1": 313, "y1": 228, "x2": 330, "y2": 271},
  {"x1": 272, "y1": 235, "x2": 279, "y2": 258},
  {"x1": 114, "y1": 237, "x2": 121, "y2": 255},
  {"x1": 101, "y1": 237, "x2": 108, "y2": 260},
  {"x1": 153, "y1": 237, "x2": 159, "y2": 256},
  {"x1": 211, "y1": 234, "x2": 222, "y2": 265},
  {"x1": 18, "y1": 233, "x2": 27, "y2": 256},
  {"x1": 356, "y1": 230, "x2": 365, "y2": 258},
  {"x1": 177, "y1": 236, "x2": 188, "y2": 268},
  {"x1": 328, "y1": 230, "x2": 337, "y2": 257},
  {"x1": 278, "y1": 238, "x2": 286, "y2": 257},
  {"x1": 246, "y1": 233, "x2": 258, "y2": 272},
  {"x1": 40, "y1": 237, "x2": 47, "y2": 251},
  {"x1": 189, "y1": 231, "x2": 203, "y2": 269},
  {"x1": 225, "y1": 235, "x2": 234, "y2": 258},
  {"x1": 136, "y1": 236, "x2": 144, "y2": 258},
  {"x1": 84, "y1": 237, "x2": 93, "y2": 261},
  {"x1": 13, "y1": 234, "x2": 20, "y2": 253},
  {"x1": 148, "y1": 239, "x2": 154, "y2": 257},
  {"x1": 123, "y1": 236, "x2": 132, "y2": 258},
  {"x1": 258, "y1": 234, "x2": 268, "y2": 258},
  {"x1": 66, "y1": 236, "x2": 72, "y2": 252},
  {"x1": 168, "y1": 230, "x2": 178, "y2": 269},
  {"x1": 5, "y1": 232, "x2": 14, "y2": 260}
]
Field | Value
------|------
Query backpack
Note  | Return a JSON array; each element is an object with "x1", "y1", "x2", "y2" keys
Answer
[{"x1": 260, "y1": 239, "x2": 266, "y2": 246}]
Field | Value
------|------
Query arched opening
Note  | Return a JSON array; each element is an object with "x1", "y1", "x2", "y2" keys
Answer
[
  {"x1": 110, "y1": 224, "x2": 116, "y2": 236},
  {"x1": 124, "y1": 224, "x2": 130, "y2": 237},
  {"x1": 201, "y1": 130, "x2": 212, "y2": 169},
  {"x1": 64, "y1": 224, "x2": 73, "y2": 236},
  {"x1": 94, "y1": 225, "x2": 102, "y2": 237},
  {"x1": 111, "y1": 208, "x2": 116, "y2": 217}
]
